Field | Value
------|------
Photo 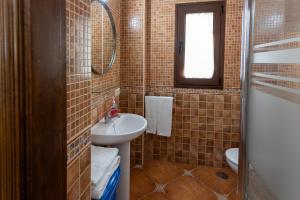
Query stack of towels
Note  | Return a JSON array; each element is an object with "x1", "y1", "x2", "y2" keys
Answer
[{"x1": 91, "y1": 145, "x2": 120, "y2": 200}]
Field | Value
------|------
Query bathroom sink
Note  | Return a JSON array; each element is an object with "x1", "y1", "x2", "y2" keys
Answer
[
  {"x1": 91, "y1": 113, "x2": 147, "y2": 200},
  {"x1": 91, "y1": 113, "x2": 147, "y2": 145}
]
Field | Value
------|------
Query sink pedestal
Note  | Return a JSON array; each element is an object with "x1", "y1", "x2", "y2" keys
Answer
[
  {"x1": 91, "y1": 114, "x2": 147, "y2": 200},
  {"x1": 116, "y1": 142, "x2": 130, "y2": 200}
]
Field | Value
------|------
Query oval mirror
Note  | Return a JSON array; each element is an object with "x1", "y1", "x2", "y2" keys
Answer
[{"x1": 91, "y1": 0, "x2": 117, "y2": 75}]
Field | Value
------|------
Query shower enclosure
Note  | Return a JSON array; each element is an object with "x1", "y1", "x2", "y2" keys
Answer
[{"x1": 241, "y1": 0, "x2": 300, "y2": 199}]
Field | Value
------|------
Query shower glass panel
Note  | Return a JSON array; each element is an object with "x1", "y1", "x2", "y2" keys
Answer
[{"x1": 245, "y1": 0, "x2": 300, "y2": 199}]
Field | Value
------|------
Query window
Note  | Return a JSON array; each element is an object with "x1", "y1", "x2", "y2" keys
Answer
[{"x1": 175, "y1": 2, "x2": 225, "y2": 89}]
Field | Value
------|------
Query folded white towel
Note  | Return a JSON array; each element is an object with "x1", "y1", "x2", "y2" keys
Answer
[
  {"x1": 145, "y1": 96, "x2": 157, "y2": 134},
  {"x1": 91, "y1": 145, "x2": 119, "y2": 185},
  {"x1": 91, "y1": 156, "x2": 120, "y2": 199},
  {"x1": 156, "y1": 96, "x2": 173, "y2": 137}
]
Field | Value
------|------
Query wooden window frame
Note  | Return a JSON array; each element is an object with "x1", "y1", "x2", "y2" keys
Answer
[{"x1": 174, "y1": 1, "x2": 226, "y2": 89}]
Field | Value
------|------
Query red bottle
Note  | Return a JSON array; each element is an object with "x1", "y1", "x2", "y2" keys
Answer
[{"x1": 109, "y1": 96, "x2": 119, "y2": 118}]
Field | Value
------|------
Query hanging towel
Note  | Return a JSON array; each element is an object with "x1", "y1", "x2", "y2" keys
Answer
[
  {"x1": 91, "y1": 156, "x2": 120, "y2": 199},
  {"x1": 156, "y1": 96, "x2": 173, "y2": 137},
  {"x1": 91, "y1": 145, "x2": 119, "y2": 186},
  {"x1": 145, "y1": 96, "x2": 157, "y2": 134}
]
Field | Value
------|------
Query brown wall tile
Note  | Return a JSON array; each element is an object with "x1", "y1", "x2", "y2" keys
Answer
[
  {"x1": 120, "y1": 0, "x2": 243, "y2": 167},
  {"x1": 80, "y1": 147, "x2": 91, "y2": 173},
  {"x1": 80, "y1": 185, "x2": 91, "y2": 200},
  {"x1": 91, "y1": 0, "x2": 122, "y2": 124},
  {"x1": 67, "y1": 145, "x2": 91, "y2": 199},
  {"x1": 67, "y1": 179, "x2": 80, "y2": 200},
  {"x1": 67, "y1": 158, "x2": 80, "y2": 190},
  {"x1": 80, "y1": 166, "x2": 91, "y2": 194},
  {"x1": 66, "y1": 0, "x2": 91, "y2": 142},
  {"x1": 67, "y1": 0, "x2": 121, "y2": 198}
]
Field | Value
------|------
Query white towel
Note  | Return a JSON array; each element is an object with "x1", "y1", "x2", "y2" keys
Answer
[
  {"x1": 91, "y1": 145, "x2": 119, "y2": 185},
  {"x1": 145, "y1": 96, "x2": 173, "y2": 137},
  {"x1": 91, "y1": 156, "x2": 120, "y2": 199},
  {"x1": 156, "y1": 96, "x2": 173, "y2": 137},
  {"x1": 145, "y1": 96, "x2": 157, "y2": 134}
]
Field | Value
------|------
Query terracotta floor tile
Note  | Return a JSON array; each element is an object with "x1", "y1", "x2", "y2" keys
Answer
[
  {"x1": 165, "y1": 176, "x2": 217, "y2": 200},
  {"x1": 141, "y1": 193, "x2": 169, "y2": 200},
  {"x1": 130, "y1": 160, "x2": 239, "y2": 200},
  {"x1": 192, "y1": 167, "x2": 237, "y2": 195},
  {"x1": 131, "y1": 168, "x2": 155, "y2": 199},
  {"x1": 142, "y1": 160, "x2": 185, "y2": 184},
  {"x1": 176, "y1": 163, "x2": 198, "y2": 171}
]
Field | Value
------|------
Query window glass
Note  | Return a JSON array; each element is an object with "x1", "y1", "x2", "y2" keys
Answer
[
  {"x1": 184, "y1": 12, "x2": 215, "y2": 79},
  {"x1": 175, "y1": 2, "x2": 225, "y2": 89}
]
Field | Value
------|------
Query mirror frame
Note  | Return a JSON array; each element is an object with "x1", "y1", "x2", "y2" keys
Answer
[{"x1": 91, "y1": 0, "x2": 117, "y2": 75}]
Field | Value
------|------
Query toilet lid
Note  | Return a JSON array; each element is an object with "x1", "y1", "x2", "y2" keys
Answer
[{"x1": 225, "y1": 148, "x2": 239, "y2": 164}]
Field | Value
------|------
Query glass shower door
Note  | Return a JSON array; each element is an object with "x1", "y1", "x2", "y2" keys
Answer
[{"x1": 245, "y1": 0, "x2": 300, "y2": 199}]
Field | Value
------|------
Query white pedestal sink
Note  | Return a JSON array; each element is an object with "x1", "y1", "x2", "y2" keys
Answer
[{"x1": 91, "y1": 113, "x2": 147, "y2": 200}]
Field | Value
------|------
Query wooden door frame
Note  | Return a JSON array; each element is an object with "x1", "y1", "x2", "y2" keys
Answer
[
  {"x1": 1, "y1": 0, "x2": 67, "y2": 199},
  {"x1": 0, "y1": 0, "x2": 22, "y2": 199}
]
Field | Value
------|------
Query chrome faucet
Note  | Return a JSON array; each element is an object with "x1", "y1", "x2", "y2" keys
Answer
[
  {"x1": 104, "y1": 112, "x2": 111, "y2": 124},
  {"x1": 104, "y1": 111, "x2": 120, "y2": 124}
]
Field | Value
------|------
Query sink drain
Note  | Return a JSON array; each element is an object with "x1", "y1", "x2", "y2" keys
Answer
[{"x1": 216, "y1": 171, "x2": 229, "y2": 180}]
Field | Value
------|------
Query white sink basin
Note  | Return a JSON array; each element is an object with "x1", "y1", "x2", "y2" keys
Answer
[
  {"x1": 91, "y1": 113, "x2": 147, "y2": 145},
  {"x1": 91, "y1": 113, "x2": 147, "y2": 200}
]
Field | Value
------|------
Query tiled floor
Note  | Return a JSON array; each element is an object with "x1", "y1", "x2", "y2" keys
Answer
[{"x1": 130, "y1": 160, "x2": 238, "y2": 200}]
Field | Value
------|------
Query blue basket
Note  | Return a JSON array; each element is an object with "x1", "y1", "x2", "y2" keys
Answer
[{"x1": 100, "y1": 167, "x2": 121, "y2": 200}]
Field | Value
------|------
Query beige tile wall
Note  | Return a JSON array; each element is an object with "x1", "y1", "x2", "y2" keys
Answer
[
  {"x1": 147, "y1": 0, "x2": 242, "y2": 89},
  {"x1": 119, "y1": 89, "x2": 145, "y2": 165},
  {"x1": 66, "y1": 0, "x2": 121, "y2": 199},
  {"x1": 120, "y1": 0, "x2": 147, "y2": 165},
  {"x1": 91, "y1": 3, "x2": 103, "y2": 73},
  {"x1": 66, "y1": 0, "x2": 91, "y2": 143},
  {"x1": 91, "y1": 0, "x2": 121, "y2": 124},
  {"x1": 144, "y1": 89, "x2": 240, "y2": 167},
  {"x1": 120, "y1": 0, "x2": 243, "y2": 167},
  {"x1": 66, "y1": 0, "x2": 92, "y2": 198},
  {"x1": 120, "y1": 0, "x2": 146, "y2": 89}
]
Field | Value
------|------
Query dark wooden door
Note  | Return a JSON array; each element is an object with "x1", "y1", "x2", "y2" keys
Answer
[
  {"x1": 0, "y1": 0, "x2": 67, "y2": 199},
  {"x1": 0, "y1": 1, "x2": 22, "y2": 199}
]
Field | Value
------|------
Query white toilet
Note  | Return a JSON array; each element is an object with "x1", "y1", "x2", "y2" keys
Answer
[{"x1": 225, "y1": 148, "x2": 239, "y2": 174}]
